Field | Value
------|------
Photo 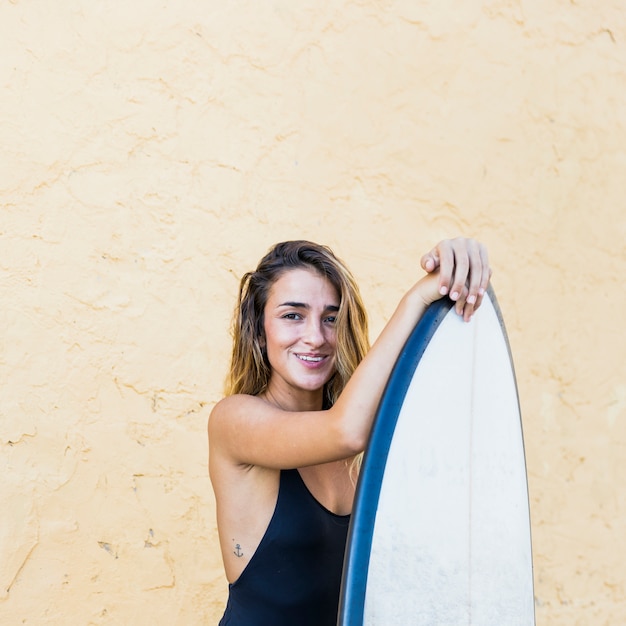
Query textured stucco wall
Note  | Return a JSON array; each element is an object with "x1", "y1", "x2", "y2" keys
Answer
[{"x1": 1, "y1": 2, "x2": 624, "y2": 624}]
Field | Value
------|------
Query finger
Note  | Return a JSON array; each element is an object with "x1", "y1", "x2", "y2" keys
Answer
[
  {"x1": 448, "y1": 238, "x2": 470, "y2": 302},
  {"x1": 463, "y1": 300, "x2": 476, "y2": 322},
  {"x1": 420, "y1": 244, "x2": 441, "y2": 273},
  {"x1": 454, "y1": 286, "x2": 477, "y2": 322},
  {"x1": 435, "y1": 240, "x2": 455, "y2": 296},
  {"x1": 452, "y1": 287, "x2": 475, "y2": 321},
  {"x1": 473, "y1": 244, "x2": 492, "y2": 310},
  {"x1": 455, "y1": 285, "x2": 469, "y2": 316},
  {"x1": 464, "y1": 239, "x2": 483, "y2": 307}
]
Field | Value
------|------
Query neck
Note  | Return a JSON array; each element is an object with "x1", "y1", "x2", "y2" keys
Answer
[{"x1": 263, "y1": 384, "x2": 324, "y2": 412}]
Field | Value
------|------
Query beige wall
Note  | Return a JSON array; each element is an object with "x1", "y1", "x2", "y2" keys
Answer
[{"x1": 1, "y1": 2, "x2": 624, "y2": 624}]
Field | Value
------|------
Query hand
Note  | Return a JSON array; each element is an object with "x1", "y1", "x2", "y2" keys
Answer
[{"x1": 420, "y1": 238, "x2": 492, "y2": 321}]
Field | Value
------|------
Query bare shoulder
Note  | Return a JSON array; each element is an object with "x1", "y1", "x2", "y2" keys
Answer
[
  {"x1": 210, "y1": 393, "x2": 265, "y2": 417},
  {"x1": 208, "y1": 394, "x2": 275, "y2": 466},
  {"x1": 208, "y1": 394, "x2": 267, "y2": 434}
]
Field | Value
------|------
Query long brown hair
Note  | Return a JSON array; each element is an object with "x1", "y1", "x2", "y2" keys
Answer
[{"x1": 226, "y1": 241, "x2": 370, "y2": 408}]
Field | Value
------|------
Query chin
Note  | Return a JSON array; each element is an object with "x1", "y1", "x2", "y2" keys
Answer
[{"x1": 305, "y1": 375, "x2": 335, "y2": 392}]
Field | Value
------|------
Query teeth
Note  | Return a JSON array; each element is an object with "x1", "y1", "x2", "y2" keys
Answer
[{"x1": 297, "y1": 355, "x2": 324, "y2": 362}]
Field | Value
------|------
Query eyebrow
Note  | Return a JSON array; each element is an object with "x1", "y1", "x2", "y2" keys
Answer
[{"x1": 278, "y1": 301, "x2": 339, "y2": 312}]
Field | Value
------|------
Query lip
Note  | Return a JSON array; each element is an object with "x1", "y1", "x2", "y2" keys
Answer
[{"x1": 294, "y1": 353, "x2": 330, "y2": 368}]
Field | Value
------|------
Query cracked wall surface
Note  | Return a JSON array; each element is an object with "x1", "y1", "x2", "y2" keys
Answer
[{"x1": 1, "y1": 1, "x2": 625, "y2": 624}]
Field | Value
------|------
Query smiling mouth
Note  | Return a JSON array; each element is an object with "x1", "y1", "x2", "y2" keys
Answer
[{"x1": 295, "y1": 354, "x2": 326, "y2": 363}]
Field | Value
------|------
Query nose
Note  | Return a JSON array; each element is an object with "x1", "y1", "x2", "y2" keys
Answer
[{"x1": 303, "y1": 318, "x2": 325, "y2": 347}]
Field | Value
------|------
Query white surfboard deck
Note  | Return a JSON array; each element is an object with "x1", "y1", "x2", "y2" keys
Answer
[{"x1": 338, "y1": 288, "x2": 534, "y2": 625}]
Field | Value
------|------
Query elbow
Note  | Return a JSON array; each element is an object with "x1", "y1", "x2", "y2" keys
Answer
[
  {"x1": 327, "y1": 400, "x2": 371, "y2": 457},
  {"x1": 336, "y1": 418, "x2": 368, "y2": 457}
]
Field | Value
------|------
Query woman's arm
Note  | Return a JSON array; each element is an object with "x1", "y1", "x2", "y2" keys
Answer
[{"x1": 209, "y1": 238, "x2": 491, "y2": 469}]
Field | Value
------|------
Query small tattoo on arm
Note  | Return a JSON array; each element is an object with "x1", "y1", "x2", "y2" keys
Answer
[{"x1": 233, "y1": 543, "x2": 243, "y2": 557}]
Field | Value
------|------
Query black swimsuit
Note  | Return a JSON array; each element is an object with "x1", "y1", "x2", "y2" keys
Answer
[{"x1": 219, "y1": 469, "x2": 351, "y2": 625}]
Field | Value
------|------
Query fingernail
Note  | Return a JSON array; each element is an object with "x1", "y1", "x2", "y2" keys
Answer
[
  {"x1": 478, "y1": 287, "x2": 485, "y2": 296},
  {"x1": 467, "y1": 294, "x2": 476, "y2": 305},
  {"x1": 450, "y1": 291, "x2": 459, "y2": 301},
  {"x1": 440, "y1": 286, "x2": 448, "y2": 296}
]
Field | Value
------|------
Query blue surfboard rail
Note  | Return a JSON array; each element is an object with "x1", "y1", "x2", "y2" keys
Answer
[{"x1": 337, "y1": 286, "x2": 524, "y2": 625}]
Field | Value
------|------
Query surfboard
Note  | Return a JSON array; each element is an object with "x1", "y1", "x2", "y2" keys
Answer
[{"x1": 338, "y1": 287, "x2": 535, "y2": 625}]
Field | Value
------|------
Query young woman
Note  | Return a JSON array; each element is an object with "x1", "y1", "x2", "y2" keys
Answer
[{"x1": 209, "y1": 238, "x2": 491, "y2": 625}]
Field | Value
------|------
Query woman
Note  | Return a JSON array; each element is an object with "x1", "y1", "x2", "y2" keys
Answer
[{"x1": 209, "y1": 238, "x2": 491, "y2": 625}]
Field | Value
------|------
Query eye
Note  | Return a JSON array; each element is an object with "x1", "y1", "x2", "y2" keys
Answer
[
  {"x1": 282, "y1": 313, "x2": 301, "y2": 320},
  {"x1": 324, "y1": 315, "x2": 337, "y2": 324}
]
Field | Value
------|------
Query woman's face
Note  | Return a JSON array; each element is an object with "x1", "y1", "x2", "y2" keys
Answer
[{"x1": 263, "y1": 268, "x2": 339, "y2": 403}]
